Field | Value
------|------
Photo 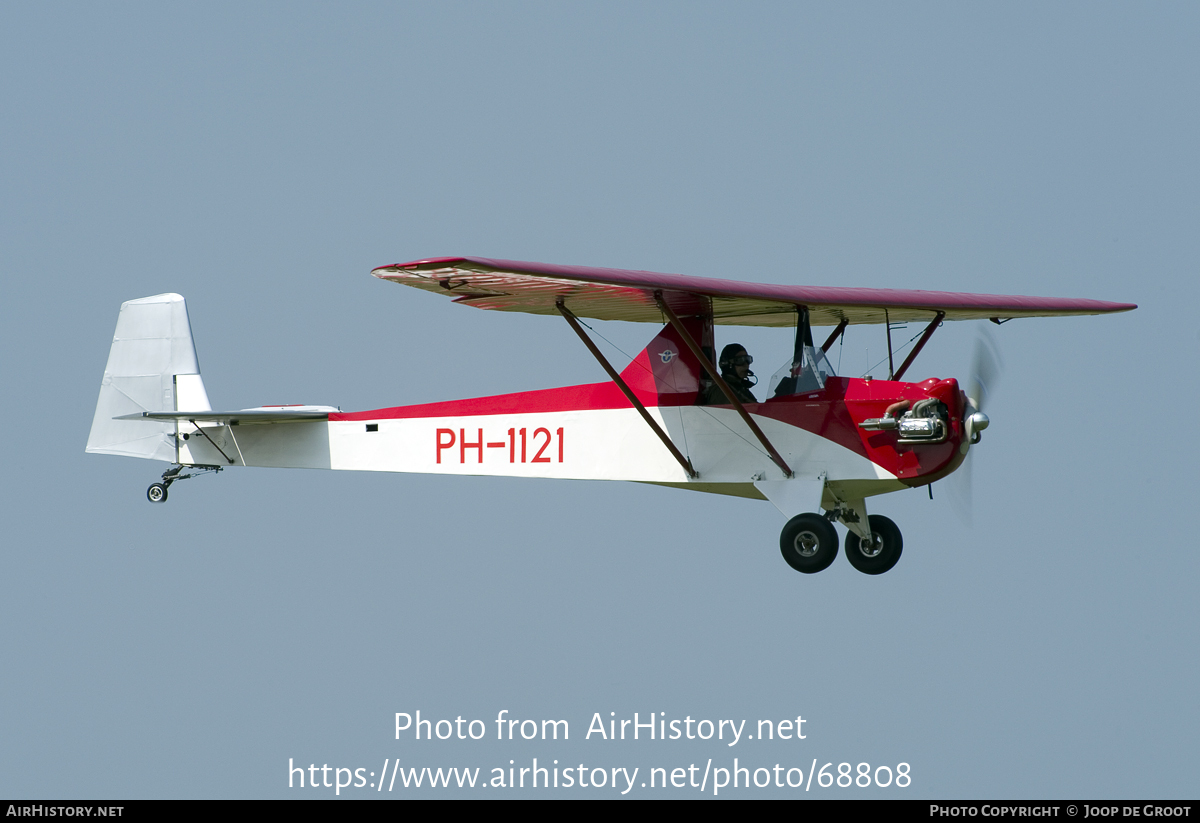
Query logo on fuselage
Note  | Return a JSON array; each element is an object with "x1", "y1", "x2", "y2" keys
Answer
[{"x1": 659, "y1": 349, "x2": 677, "y2": 364}]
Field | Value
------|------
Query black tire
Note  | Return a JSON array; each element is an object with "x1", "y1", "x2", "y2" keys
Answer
[
  {"x1": 779, "y1": 513, "x2": 839, "y2": 573},
  {"x1": 844, "y1": 514, "x2": 902, "y2": 575},
  {"x1": 147, "y1": 483, "x2": 168, "y2": 504}
]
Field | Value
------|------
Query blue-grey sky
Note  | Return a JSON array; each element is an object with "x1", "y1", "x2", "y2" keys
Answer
[{"x1": 2, "y1": 2, "x2": 1196, "y2": 798}]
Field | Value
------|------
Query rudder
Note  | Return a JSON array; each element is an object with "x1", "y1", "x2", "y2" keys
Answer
[{"x1": 86, "y1": 294, "x2": 212, "y2": 462}]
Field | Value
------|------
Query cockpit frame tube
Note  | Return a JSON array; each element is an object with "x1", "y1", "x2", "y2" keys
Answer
[
  {"x1": 789, "y1": 305, "x2": 816, "y2": 380},
  {"x1": 885, "y1": 309, "x2": 895, "y2": 379},
  {"x1": 556, "y1": 299, "x2": 698, "y2": 479},
  {"x1": 654, "y1": 291, "x2": 794, "y2": 479}
]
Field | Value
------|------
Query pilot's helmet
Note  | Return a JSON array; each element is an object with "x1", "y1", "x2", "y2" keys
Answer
[{"x1": 719, "y1": 344, "x2": 752, "y2": 374}]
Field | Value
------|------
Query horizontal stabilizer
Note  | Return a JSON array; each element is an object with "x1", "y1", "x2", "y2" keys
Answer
[{"x1": 118, "y1": 406, "x2": 337, "y2": 424}]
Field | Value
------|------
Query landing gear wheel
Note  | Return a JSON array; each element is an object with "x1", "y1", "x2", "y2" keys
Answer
[
  {"x1": 844, "y1": 514, "x2": 902, "y2": 575},
  {"x1": 146, "y1": 483, "x2": 168, "y2": 504},
  {"x1": 779, "y1": 513, "x2": 839, "y2": 573}
]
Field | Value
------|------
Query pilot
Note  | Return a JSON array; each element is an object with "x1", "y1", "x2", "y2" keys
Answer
[{"x1": 699, "y1": 344, "x2": 758, "y2": 405}]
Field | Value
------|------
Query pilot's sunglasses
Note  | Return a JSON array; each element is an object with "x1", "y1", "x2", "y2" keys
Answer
[{"x1": 730, "y1": 355, "x2": 753, "y2": 366}]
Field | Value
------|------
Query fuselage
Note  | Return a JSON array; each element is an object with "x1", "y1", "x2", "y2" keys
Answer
[{"x1": 175, "y1": 320, "x2": 969, "y2": 503}]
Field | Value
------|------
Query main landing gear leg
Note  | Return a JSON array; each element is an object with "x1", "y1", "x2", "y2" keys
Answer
[
  {"x1": 825, "y1": 496, "x2": 904, "y2": 575},
  {"x1": 146, "y1": 464, "x2": 223, "y2": 504}
]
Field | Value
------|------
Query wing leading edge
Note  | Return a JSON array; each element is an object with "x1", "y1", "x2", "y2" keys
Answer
[{"x1": 373, "y1": 256, "x2": 1136, "y2": 327}]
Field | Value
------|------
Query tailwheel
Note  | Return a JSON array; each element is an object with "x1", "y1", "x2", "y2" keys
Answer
[
  {"x1": 844, "y1": 514, "x2": 903, "y2": 575},
  {"x1": 779, "y1": 513, "x2": 839, "y2": 574},
  {"x1": 143, "y1": 464, "x2": 222, "y2": 503}
]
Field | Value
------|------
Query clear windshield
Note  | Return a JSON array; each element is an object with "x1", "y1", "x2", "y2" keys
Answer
[{"x1": 768, "y1": 345, "x2": 837, "y2": 397}]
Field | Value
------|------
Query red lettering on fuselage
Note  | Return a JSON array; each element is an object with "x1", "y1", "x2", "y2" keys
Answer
[
  {"x1": 439, "y1": 425, "x2": 566, "y2": 464},
  {"x1": 460, "y1": 428, "x2": 484, "y2": 463},
  {"x1": 435, "y1": 428, "x2": 455, "y2": 463}
]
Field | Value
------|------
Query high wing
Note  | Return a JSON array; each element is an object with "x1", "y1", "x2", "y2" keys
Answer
[{"x1": 373, "y1": 256, "x2": 1136, "y2": 327}]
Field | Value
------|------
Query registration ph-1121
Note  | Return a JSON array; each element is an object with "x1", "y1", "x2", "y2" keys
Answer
[{"x1": 436, "y1": 427, "x2": 564, "y2": 464}]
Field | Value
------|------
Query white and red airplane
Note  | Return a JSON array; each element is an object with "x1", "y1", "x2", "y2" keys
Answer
[{"x1": 86, "y1": 257, "x2": 1135, "y2": 575}]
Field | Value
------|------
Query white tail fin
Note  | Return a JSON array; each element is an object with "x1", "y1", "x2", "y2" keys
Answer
[{"x1": 86, "y1": 294, "x2": 212, "y2": 462}]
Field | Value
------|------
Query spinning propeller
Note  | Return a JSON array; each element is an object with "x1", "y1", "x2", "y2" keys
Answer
[{"x1": 949, "y1": 330, "x2": 1003, "y2": 523}]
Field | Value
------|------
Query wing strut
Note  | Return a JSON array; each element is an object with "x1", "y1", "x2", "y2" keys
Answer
[
  {"x1": 556, "y1": 299, "x2": 698, "y2": 479},
  {"x1": 892, "y1": 311, "x2": 945, "y2": 381},
  {"x1": 821, "y1": 319, "x2": 849, "y2": 352},
  {"x1": 653, "y1": 291, "x2": 794, "y2": 479}
]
